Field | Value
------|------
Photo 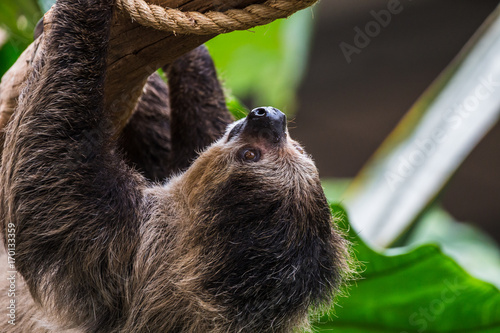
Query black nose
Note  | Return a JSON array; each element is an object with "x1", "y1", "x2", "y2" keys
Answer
[
  {"x1": 248, "y1": 107, "x2": 269, "y2": 119},
  {"x1": 244, "y1": 107, "x2": 287, "y2": 144}
]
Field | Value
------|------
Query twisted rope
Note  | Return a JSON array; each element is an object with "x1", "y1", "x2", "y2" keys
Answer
[{"x1": 115, "y1": 0, "x2": 318, "y2": 35}]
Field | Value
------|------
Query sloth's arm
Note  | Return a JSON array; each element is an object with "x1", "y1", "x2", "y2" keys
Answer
[
  {"x1": 0, "y1": 0, "x2": 142, "y2": 330},
  {"x1": 166, "y1": 45, "x2": 234, "y2": 173},
  {"x1": 119, "y1": 46, "x2": 232, "y2": 180}
]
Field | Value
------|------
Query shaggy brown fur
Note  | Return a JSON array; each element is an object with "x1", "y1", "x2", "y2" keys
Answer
[{"x1": 0, "y1": 0, "x2": 350, "y2": 332}]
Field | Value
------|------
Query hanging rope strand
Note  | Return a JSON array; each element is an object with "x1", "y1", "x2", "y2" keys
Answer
[{"x1": 115, "y1": 0, "x2": 319, "y2": 34}]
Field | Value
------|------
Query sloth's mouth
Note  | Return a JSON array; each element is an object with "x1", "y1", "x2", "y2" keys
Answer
[{"x1": 227, "y1": 107, "x2": 287, "y2": 145}]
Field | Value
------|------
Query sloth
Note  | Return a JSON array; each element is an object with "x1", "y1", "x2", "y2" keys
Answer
[{"x1": 0, "y1": 0, "x2": 350, "y2": 332}]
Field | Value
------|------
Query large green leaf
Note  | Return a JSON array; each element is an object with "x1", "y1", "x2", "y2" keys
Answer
[
  {"x1": 405, "y1": 205, "x2": 500, "y2": 289},
  {"x1": 0, "y1": 39, "x2": 26, "y2": 78},
  {"x1": 322, "y1": 179, "x2": 500, "y2": 290},
  {"x1": 313, "y1": 205, "x2": 500, "y2": 333}
]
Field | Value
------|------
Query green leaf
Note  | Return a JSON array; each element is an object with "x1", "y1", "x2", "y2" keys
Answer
[
  {"x1": 405, "y1": 205, "x2": 500, "y2": 289},
  {"x1": 314, "y1": 205, "x2": 500, "y2": 333},
  {"x1": 0, "y1": 0, "x2": 43, "y2": 78},
  {"x1": 206, "y1": 9, "x2": 314, "y2": 114},
  {"x1": 0, "y1": 38, "x2": 26, "y2": 78},
  {"x1": 321, "y1": 178, "x2": 351, "y2": 203},
  {"x1": 226, "y1": 93, "x2": 249, "y2": 120},
  {"x1": 0, "y1": 0, "x2": 42, "y2": 44}
]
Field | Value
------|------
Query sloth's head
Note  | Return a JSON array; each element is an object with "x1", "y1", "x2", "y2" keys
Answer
[
  {"x1": 174, "y1": 107, "x2": 350, "y2": 330},
  {"x1": 183, "y1": 106, "x2": 324, "y2": 205}
]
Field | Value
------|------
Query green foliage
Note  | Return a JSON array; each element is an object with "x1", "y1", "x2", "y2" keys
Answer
[
  {"x1": 0, "y1": 39, "x2": 22, "y2": 78},
  {"x1": 406, "y1": 205, "x2": 500, "y2": 289},
  {"x1": 313, "y1": 204, "x2": 500, "y2": 333},
  {"x1": 0, "y1": 0, "x2": 40, "y2": 42},
  {"x1": 320, "y1": 178, "x2": 351, "y2": 203},
  {"x1": 0, "y1": 0, "x2": 43, "y2": 78},
  {"x1": 226, "y1": 94, "x2": 249, "y2": 120}
]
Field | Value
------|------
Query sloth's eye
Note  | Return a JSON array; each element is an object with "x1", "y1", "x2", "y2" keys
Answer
[
  {"x1": 245, "y1": 150, "x2": 256, "y2": 160},
  {"x1": 239, "y1": 148, "x2": 261, "y2": 162}
]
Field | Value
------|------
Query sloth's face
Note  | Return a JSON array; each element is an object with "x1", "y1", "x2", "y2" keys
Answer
[
  {"x1": 181, "y1": 107, "x2": 324, "y2": 211},
  {"x1": 223, "y1": 107, "x2": 312, "y2": 168}
]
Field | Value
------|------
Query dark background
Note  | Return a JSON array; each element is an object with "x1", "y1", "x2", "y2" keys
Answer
[{"x1": 290, "y1": 0, "x2": 500, "y2": 241}]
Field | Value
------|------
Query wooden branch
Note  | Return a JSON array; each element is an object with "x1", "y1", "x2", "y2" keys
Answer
[{"x1": 0, "y1": 0, "x2": 267, "y2": 142}]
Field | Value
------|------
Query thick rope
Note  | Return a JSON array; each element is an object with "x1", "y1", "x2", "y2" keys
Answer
[{"x1": 115, "y1": 0, "x2": 318, "y2": 34}]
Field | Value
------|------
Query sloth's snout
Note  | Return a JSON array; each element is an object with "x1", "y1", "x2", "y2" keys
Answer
[{"x1": 244, "y1": 107, "x2": 287, "y2": 144}]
